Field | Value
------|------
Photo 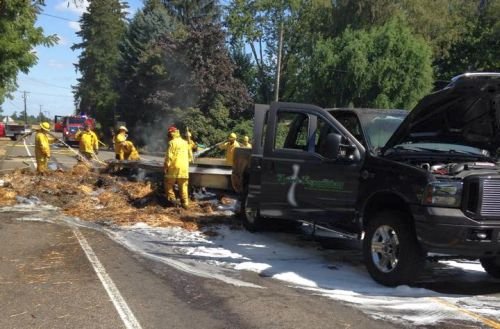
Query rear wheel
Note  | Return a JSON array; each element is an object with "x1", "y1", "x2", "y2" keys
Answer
[
  {"x1": 363, "y1": 211, "x2": 425, "y2": 286},
  {"x1": 240, "y1": 186, "x2": 263, "y2": 232},
  {"x1": 480, "y1": 257, "x2": 500, "y2": 278}
]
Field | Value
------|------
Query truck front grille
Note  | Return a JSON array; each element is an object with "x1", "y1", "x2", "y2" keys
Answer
[{"x1": 480, "y1": 179, "x2": 500, "y2": 217}]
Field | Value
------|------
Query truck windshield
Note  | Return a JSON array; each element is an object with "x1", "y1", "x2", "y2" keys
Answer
[
  {"x1": 68, "y1": 117, "x2": 86, "y2": 124},
  {"x1": 329, "y1": 110, "x2": 407, "y2": 151},
  {"x1": 361, "y1": 113, "x2": 405, "y2": 150}
]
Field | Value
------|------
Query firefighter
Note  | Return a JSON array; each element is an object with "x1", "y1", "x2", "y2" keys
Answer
[
  {"x1": 35, "y1": 122, "x2": 51, "y2": 174},
  {"x1": 218, "y1": 132, "x2": 240, "y2": 166},
  {"x1": 114, "y1": 126, "x2": 128, "y2": 160},
  {"x1": 241, "y1": 135, "x2": 252, "y2": 148},
  {"x1": 185, "y1": 131, "x2": 197, "y2": 163},
  {"x1": 75, "y1": 123, "x2": 99, "y2": 161},
  {"x1": 122, "y1": 140, "x2": 140, "y2": 160},
  {"x1": 164, "y1": 126, "x2": 190, "y2": 209}
]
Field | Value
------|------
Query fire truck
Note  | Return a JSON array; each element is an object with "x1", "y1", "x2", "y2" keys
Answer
[{"x1": 62, "y1": 115, "x2": 95, "y2": 144}]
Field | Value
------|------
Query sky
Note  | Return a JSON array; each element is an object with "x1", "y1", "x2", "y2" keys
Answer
[{"x1": 2, "y1": 0, "x2": 142, "y2": 119}]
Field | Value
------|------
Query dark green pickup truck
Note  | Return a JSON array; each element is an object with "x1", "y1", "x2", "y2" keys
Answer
[{"x1": 232, "y1": 73, "x2": 500, "y2": 286}]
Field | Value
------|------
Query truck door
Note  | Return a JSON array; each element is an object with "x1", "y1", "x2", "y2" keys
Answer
[
  {"x1": 303, "y1": 113, "x2": 364, "y2": 233},
  {"x1": 260, "y1": 105, "x2": 314, "y2": 219},
  {"x1": 259, "y1": 103, "x2": 364, "y2": 233}
]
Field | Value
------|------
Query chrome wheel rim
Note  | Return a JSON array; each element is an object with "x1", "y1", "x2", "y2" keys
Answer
[{"x1": 371, "y1": 225, "x2": 400, "y2": 273}]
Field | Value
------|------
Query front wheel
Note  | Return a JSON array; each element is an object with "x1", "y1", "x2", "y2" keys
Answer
[
  {"x1": 363, "y1": 211, "x2": 425, "y2": 286},
  {"x1": 480, "y1": 257, "x2": 500, "y2": 278}
]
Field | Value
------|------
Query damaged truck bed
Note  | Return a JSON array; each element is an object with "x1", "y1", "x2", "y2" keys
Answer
[{"x1": 106, "y1": 157, "x2": 234, "y2": 191}]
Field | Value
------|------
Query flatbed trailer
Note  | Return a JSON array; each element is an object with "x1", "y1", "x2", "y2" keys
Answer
[{"x1": 106, "y1": 157, "x2": 233, "y2": 191}]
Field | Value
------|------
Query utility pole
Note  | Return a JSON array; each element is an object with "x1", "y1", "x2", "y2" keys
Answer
[
  {"x1": 22, "y1": 91, "x2": 29, "y2": 125},
  {"x1": 39, "y1": 105, "x2": 43, "y2": 122},
  {"x1": 274, "y1": 20, "x2": 284, "y2": 102}
]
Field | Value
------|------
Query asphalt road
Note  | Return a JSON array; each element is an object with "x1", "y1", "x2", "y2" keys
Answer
[{"x1": 0, "y1": 136, "x2": 398, "y2": 329}]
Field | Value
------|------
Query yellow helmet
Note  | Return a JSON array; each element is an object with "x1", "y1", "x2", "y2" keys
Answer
[
  {"x1": 40, "y1": 122, "x2": 50, "y2": 131},
  {"x1": 243, "y1": 136, "x2": 249, "y2": 142},
  {"x1": 228, "y1": 132, "x2": 237, "y2": 140}
]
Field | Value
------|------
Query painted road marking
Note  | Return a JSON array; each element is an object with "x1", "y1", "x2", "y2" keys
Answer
[
  {"x1": 429, "y1": 297, "x2": 500, "y2": 329},
  {"x1": 73, "y1": 228, "x2": 143, "y2": 329},
  {"x1": 22, "y1": 138, "x2": 36, "y2": 168}
]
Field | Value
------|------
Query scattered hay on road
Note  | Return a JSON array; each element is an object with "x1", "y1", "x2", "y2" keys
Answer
[{"x1": 0, "y1": 165, "x2": 236, "y2": 231}]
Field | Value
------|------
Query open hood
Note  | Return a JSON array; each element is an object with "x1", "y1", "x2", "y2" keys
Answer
[{"x1": 384, "y1": 73, "x2": 500, "y2": 155}]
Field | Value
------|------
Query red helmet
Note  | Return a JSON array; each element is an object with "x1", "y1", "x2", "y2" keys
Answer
[{"x1": 168, "y1": 126, "x2": 178, "y2": 133}]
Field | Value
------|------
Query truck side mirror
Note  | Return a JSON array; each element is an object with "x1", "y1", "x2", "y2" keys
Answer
[{"x1": 324, "y1": 133, "x2": 342, "y2": 159}]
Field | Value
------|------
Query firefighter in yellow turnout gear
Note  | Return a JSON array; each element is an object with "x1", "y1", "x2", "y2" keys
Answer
[
  {"x1": 164, "y1": 126, "x2": 190, "y2": 209},
  {"x1": 219, "y1": 132, "x2": 240, "y2": 166},
  {"x1": 114, "y1": 126, "x2": 128, "y2": 160},
  {"x1": 122, "y1": 140, "x2": 140, "y2": 160},
  {"x1": 35, "y1": 122, "x2": 52, "y2": 174},
  {"x1": 75, "y1": 123, "x2": 99, "y2": 160},
  {"x1": 241, "y1": 135, "x2": 252, "y2": 148}
]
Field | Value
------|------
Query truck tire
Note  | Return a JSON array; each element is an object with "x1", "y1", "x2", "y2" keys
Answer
[
  {"x1": 480, "y1": 257, "x2": 500, "y2": 278},
  {"x1": 363, "y1": 211, "x2": 425, "y2": 286},
  {"x1": 240, "y1": 188, "x2": 263, "y2": 232}
]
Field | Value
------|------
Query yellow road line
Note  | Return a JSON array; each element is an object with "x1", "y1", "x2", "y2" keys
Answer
[{"x1": 429, "y1": 297, "x2": 500, "y2": 329}]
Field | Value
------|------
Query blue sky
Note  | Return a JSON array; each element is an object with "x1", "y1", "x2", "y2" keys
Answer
[{"x1": 2, "y1": 0, "x2": 142, "y2": 119}]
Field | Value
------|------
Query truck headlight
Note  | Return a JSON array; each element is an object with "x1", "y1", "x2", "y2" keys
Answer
[{"x1": 423, "y1": 181, "x2": 463, "y2": 207}]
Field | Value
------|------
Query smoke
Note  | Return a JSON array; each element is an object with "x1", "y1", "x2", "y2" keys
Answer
[{"x1": 133, "y1": 116, "x2": 174, "y2": 154}]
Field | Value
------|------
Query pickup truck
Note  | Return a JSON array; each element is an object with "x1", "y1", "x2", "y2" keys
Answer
[
  {"x1": 0, "y1": 122, "x2": 32, "y2": 140},
  {"x1": 232, "y1": 73, "x2": 500, "y2": 286}
]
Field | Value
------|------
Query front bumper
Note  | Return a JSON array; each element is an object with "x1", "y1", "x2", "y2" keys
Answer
[{"x1": 412, "y1": 205, "x2": 500, "y2": 257}]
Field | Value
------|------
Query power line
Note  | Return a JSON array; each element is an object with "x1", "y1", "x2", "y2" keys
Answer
[
  {"x1": 8, "y1": 100, "x2": 23, "y2": 111},
  {"x1": 24, "y1": 76, "x2": 72, "y2": 90},
  {"x1": 40, "y1": 12, "x2": 79, "y2": 23},
  {"x1": 21, "y1": 91, "x2": 74, "y2": 98}
]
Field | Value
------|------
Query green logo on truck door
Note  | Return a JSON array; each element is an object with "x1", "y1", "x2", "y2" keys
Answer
[{"x1": 277, "y1": 174, "x2": 345, "y2": 192}]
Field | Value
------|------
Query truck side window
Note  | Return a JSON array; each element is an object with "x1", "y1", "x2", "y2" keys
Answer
[
  {"x1": 314, "y1": 117, "x2": 339, "y2": 157},
  {"x1": 275, "y1": 111, "x2": 309, "y2": 151}
]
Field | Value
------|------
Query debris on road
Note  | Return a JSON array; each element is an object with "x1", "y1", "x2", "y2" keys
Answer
[{"x1": 0, "y1": 164, "x2": 235, "y2": 231}]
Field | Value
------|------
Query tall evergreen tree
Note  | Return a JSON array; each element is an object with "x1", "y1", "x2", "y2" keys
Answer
[
  {"x1": 0, "y1": 1, "x2": 57, "y2": 104},
  {"x1": 161, "y1": 0, "x2": 220, "y2": 24},
  {"x1": 72, "y1": 0, "x2": 128, "y2": 130},
  {"x1": 116, "y1": 0, "x2": 176, "y2": 129}
]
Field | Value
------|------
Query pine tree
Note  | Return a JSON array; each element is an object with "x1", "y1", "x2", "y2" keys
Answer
[
  {"x1": 72, "y1": 0, "x2": 128, "y2": 130},
  {"x1": 116, "y1": 0, "x2": 176, "y2": 129}
]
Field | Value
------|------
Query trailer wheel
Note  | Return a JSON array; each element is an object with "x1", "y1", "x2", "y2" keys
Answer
[
  {"x1": 240, "y1": 187, "x2": 263, "y2": 232},
  {"x1": 480, "y1": 257, "x2": 500, "y2": 278},
  {"x1": 363, "y1": 211, "x2": 425, "y2": 286}
]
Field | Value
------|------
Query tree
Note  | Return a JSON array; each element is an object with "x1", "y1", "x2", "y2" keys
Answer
[
  {"x1": 0, "y1": 1, "x2": 57, "y2": 104},
  {"x1": 435, "y1": 0, "x2": 500, "y2": 79},
  {"x1": 161, "y1": 0, "x2": 220, "y2": 24},
  {"x1": 226, "y1": 0, "x2": 303, "y2": 103},
  {"x1": 72, "y1": 0, "x2": 127, "y2": 131},
  {"x1": 286, "y1": 18, "x2": 433, "y2": 110},
  {"x1": 116, "y1": 0, "x2": 177, "y2": 130}
]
